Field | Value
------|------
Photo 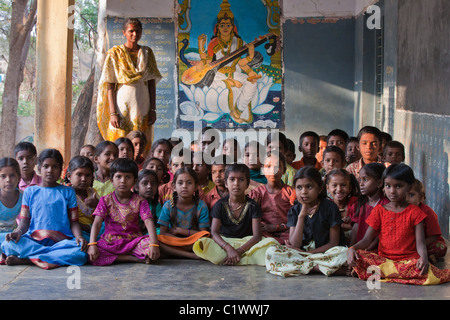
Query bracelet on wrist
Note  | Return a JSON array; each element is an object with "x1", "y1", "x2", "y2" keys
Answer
[{"x1": 88, "y1": 242, "x2": 98, "y2": 246}]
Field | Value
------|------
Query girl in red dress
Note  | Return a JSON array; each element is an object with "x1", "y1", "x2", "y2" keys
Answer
[{"x1": 347, "y1": 164, "x2": 450, "y2": 285}]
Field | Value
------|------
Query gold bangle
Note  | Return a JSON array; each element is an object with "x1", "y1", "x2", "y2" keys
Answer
[
  {"x1": 110, "y1": 112, "x2": 119, "y2": 116},
  {"x1": 88, "y1": 242, "x2": 98, "y2": 246},
  {"x1": 149, "y1": 244, "x2": 159, "y2": 247}
]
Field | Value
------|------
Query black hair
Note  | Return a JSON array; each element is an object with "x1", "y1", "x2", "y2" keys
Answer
[
  {"x1": 0, "y1": 157, "x2": 21, "y2": 178},
  {"x1": 293, "y1": 166, "x2": 326, "y2": 199},
  {"x1": 110, "y1": 158, "x2": 139, "y2": 180},
  {"x1": 357, "y1": 126, "x2": 383, "y2": 144},
  {"x1": 381, "y1": 132, "x2": 393, "y2": 143},
  {"x1": 327, "y1": 129, "x2": 349, "y2": 144},
  {"x1": 144, "y1": 157, "x2": 170, "y2": 184},
  {"x1": 299, "y1": 131, "x2": 320, "y2": 152},
  {"x1": 114, "y1": 137, "x2": 135, "y2": 156},
  {"x1": 14, "y1": 141, "x2": 37, "y2": 158},
  {"x1": 265, "y1": 151, "x2": 287, "y2": 173},
  {"x1": 322, "y1": 145, "x2": 346, "y2": 163},
  {"x1": 80, "y1": 144, "x2": 96, "y2": 154},
  {"x1": 65, "y1": 156, "x2": 95, "y2": 185},
  {"x1": 38, "y1": 149, "x2": 64, "y2": 170},
  {"x1": 95, "y1": 140, "x2": 118, "y2": 156},
  {"x1": 222, "y1": 137, "x2": 241, "y2": 162},
  {"x1": 346, "y1": 136, "x2": 359, "y2": 146},
  {"x1": 122, "y1": 17, "x2": 143, "y2": 31},
  {"x1": 383, "y1": 140, "x2": 405, "y2": 160},
  {"x1": 382, "y1": 163, "x2": 415, "y2": 185},
  {"x1": 126, "y1": 130, "x2": 147, "y2": 149},
  {"x1": 325, "y1": 169, "x2": 360, "y2": 197},
  {"x1": 354, "y1": 162, "x2": 385, "y2": 218},
  {"x1": 135, "y1": 169, "x2": 160, "y2": 224},
  {"x1": 244, "y1": 141, "x2": 266, "y2": 168},
  {"x1": 150, "y1": 139, "x2": 173, "y2": 157},
  {"x1": 266, "y1": 131, "x2": 288, "y2": 152},
  {"x1": 286, "y1": 138, "x2": 296, "y2": 154},
  {"x1": 170, "y1": 167, "x2": 200, "y2": 229},
  {"x1": 224, "y1": 163, "x2": 250, "y2": 184}
]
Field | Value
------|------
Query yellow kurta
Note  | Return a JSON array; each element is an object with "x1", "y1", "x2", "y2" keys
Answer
[{"x1": 97, "y1": 45, "x2": 162, "y2": 146}]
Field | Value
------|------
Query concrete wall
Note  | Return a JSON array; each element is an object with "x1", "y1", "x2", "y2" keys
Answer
[
  {"x1": 283, "y1": 18, "x2": 356, "y2": 148},
  {"x1": 393, "y1": 0, "x2": 450, "y2": 237}
]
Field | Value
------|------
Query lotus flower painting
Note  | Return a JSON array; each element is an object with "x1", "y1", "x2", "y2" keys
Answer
[{"x1": 177, "y1": 0, "x2": 283, "y2": 130}]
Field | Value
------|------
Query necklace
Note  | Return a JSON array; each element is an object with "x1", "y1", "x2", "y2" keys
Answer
[
  {"x1": 307, "y1": 201, "x2": 320, "y2": 218},
  {"x1": 226, "y1": 199, "x2": 249, "y2": 225},
  {"x1": 228, "y1": 199, "x2": 243, "y2": 212}
]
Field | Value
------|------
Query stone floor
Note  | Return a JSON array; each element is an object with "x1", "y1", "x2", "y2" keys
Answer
[{"x1": 1, "y1": 245, "x2": 449, "y2": 303}]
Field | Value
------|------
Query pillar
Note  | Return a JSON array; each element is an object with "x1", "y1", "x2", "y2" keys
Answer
[{"x1": 35, "y1": 0, "x2": 74, "y2": 163}]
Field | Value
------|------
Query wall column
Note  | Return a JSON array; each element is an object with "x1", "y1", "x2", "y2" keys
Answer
[{"x1": 35, "y1": 0, "x2": 74, "y2": 162}]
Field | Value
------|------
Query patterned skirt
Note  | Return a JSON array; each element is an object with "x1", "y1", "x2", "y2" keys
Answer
[
  {"x1": 351, "y1": 250, "x2": 450, "y2": 285},
  {"x1": 265, "y1": 243, "x2": 348, "y2": 277}
]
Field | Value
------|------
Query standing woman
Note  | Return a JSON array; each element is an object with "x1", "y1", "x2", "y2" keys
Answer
[{"x1": 97, "y1": 18, "x2": 162, "y2": 155}]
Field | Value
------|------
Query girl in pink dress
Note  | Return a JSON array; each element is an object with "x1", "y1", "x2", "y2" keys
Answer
[{"x1": 88, "y1": 158, "x2": 160, "y2": 265}]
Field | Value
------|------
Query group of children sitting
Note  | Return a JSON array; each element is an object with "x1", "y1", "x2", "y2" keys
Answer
[{"x1": 0, "y1": 126, "x2": 448, "y2": 285}]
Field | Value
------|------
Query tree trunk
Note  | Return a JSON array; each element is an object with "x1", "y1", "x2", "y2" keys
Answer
[
  {"x1": 0, "y1": 0, "x2": 37, "y2": 157},
  {"x1": 71, "y1": 67, "x2": 95, "y2": 158}
]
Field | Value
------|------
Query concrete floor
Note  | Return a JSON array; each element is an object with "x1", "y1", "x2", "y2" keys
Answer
[{"x1": 1, "y1": 248, "x2": 450, "y2": 303}]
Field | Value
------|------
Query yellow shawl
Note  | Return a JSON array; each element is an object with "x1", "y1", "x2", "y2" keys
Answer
[{"x1": 97, "y1": 45, "x2": 162, "y2": 142}]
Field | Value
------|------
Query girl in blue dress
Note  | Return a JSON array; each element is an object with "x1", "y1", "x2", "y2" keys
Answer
[
  {"x1": 0, "y1": 158, "x2": 23, "y2": 251},
  {"x1": 1, "y1": 149, "x2": 88, "y2": 269}
]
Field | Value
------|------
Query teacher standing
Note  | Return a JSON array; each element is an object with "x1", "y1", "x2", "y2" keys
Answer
[{"x1": 97, "y1": 18, "x2": 162, "y2": 155}]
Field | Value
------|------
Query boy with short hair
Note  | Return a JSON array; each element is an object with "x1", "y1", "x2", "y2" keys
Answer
[
  {"x1": 326, "y1": 129, "x2": 349, "y2": 153},
  {"x1": 202, "y1": 155, "x2": 232, "y2": 211},
  {"x1": 292, "y1": 131, "x2": 322, "y2": 171},
  {"x1": 320, "y1": 146, "x2": 346, "y2": 177},
  {"x1": 383, "y1": 140, "x2": 405, "y2": 165},
  {"x1": 346, "y1": 126, "x2": 386, "y2": 180},
  {"x1": 345, "y1": 137, "x2": 361, "y2": 165},
  {"x1": 14, "y1": 142, "x2": 42, "y2": 191}
]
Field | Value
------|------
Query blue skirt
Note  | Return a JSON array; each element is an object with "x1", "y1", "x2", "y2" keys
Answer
[{"x1": 1, "y1": 234, "x2": 87, "y2": 269}]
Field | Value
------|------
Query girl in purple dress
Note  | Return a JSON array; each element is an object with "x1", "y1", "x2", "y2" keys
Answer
[{"x1": 88, "y1": 158, "x2": 160, "y2": 265}]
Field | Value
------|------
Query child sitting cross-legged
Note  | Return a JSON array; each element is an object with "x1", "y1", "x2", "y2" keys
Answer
[
  {"x1": 88, "y1": 158, "x2": 160, "y2": 265},
  {"x1": 265, "y1": 167, "x2": 348, "y2": 277},
  {"x1": 193, "y1": 164, "x2": 278, "y2": 265}
]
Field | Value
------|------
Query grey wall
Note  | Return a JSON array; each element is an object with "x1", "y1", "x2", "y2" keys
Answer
[
  {"x1": 283, "y1": 18, "x2": 356, "y2": 150},
  {"x1": 393, "y1": 0, "x2": 450, "y2": 237}
]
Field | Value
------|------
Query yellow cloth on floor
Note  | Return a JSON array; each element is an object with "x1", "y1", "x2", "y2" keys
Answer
[{"x1": 193, "y1": 236, "x2": 278, "y2": 266}]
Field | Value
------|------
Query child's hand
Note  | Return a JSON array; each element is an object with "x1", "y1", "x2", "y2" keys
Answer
[
  {"x1": 87, "y1": 245, "x2": 99, "y2": 262},
  {"x1": 342, "y1": 216, "x2": 351, "y2": 224},
  {"x1": 76, "y1": 236, "x2": 88, "y2": 251},
  {"x1": 299, "y1": 204, "x2": 318, "y2": 219},
  {"x1": 5, "y1": 230, "x2": 22, "y2": 243},
  {"x1": 416, "y1": 256, "x2": 429, "y2": 276},
  {"x1": 347, "y1": 247, "x2": 359, "y2": 267},
  {"x1": 222, "y1": 244, "x2": 241, "y2": 266},
  {"x1": 85, "y1": 194, "x2": 99, "y2": 209},
  {"x1": 146, "y1": 246, "x2": 160, "y2": 263}
]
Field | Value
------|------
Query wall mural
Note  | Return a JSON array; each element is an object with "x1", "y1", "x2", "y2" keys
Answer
[{"x1": 177, "y1": 0, "x2": 283, "y2": 130}]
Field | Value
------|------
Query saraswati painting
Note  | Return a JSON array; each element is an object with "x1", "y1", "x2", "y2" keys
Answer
[{"x1": 177, "y1": 0, "x2": 283, "y2": 129}]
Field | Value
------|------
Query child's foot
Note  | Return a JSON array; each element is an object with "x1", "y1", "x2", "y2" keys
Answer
[{"x1": 5, "y1": 256, "x2": 32, "y2": 266}]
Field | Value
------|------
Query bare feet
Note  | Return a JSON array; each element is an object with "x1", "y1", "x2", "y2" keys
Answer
[{"x1": 5, "y1": 255, "x2": 32, "y2": 266}]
